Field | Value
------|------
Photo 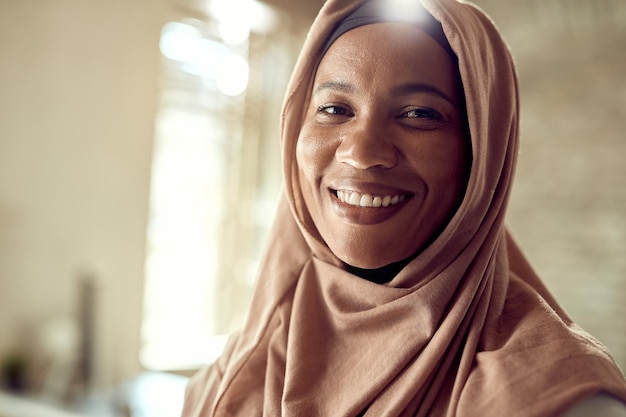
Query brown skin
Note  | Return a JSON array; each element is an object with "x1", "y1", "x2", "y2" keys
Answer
[{"x1": 296, "y1": 23, "x2": 470, "y2": 269}]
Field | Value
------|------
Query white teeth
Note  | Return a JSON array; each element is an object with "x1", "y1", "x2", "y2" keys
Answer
[
  {"x1": 360, "y1": 194, "x2": 373, "y2": 207},
  {"x1": 336, "y1": 190, "x2": 407, "y2": 208}
]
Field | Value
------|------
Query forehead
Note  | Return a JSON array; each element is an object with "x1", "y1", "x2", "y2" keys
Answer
[{"x1": 315, "y1": 23, "x2": 459, "y2": 94}]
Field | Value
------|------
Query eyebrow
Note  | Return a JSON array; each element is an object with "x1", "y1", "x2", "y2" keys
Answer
[
  {"x1": 313, "y1": 80, "x2": 457, "y2": 106},
  {"x1": 313, "y1": 81, "x2": 355, "y2": 95},
  {"x1": 390, "y1": 83, "x2": 457, "y2": 106}
]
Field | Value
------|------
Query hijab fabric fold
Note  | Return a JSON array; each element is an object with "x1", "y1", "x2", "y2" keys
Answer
[{"x1": 183, "y1": 0, "x2": 626, "y2": 415}]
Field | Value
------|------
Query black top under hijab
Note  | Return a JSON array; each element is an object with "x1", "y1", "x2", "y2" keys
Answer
[{"x1": 344, "y1": 258, "x2": 412, "y2": 284}]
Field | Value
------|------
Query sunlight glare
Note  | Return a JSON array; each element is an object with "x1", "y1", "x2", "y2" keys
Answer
[
  {"x1": 217, "y1": 54, "x2": 249, "y2": 96},
  {"x1": 159, "y1": 21, "x2": 229, "y2": 77},
  {"x1": 210, "y1": 0, "x2": 279, "y2": 44},
  {"x1": 379, "y1": 0, "x2": 431, "y2": 24}
]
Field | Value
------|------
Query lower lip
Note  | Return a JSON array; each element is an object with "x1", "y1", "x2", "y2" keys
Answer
[{"x1": 330, "y1": 192, "x2": 411, "y2": 225}]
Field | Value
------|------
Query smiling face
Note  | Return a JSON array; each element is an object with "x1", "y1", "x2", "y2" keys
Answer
[{"x1": 296, "y1": 22, "x2": 471, "y2": 269}]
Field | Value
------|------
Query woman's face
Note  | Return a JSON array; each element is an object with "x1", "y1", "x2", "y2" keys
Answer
[{"x1": 296, "y1": 22, "x2": 470, "y2": 269}]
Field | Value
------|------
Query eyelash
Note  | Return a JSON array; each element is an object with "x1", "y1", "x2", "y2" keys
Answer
[
  {"x1": 317, "y1": 105, "x2": 352, "y2": 117},
  {"x1": 401, "y1": 107, "x2": 443, "y2": 121}
]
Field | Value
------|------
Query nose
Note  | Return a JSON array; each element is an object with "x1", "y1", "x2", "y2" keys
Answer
[{"x1": 335, "y1": 120, "x2": 399, "y2": 170}]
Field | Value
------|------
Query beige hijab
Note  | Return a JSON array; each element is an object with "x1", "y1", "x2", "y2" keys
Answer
[{"x1": 183, "y1": 0, "x2": 626, "y2": 416}]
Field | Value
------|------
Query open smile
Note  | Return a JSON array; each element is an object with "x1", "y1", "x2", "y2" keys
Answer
[
  {"x1": 335, "y1": 189, "x2": 409, "y2": 208},
  {"x1": 330, "y1": 188, "x2": 414, "y2": 225}
]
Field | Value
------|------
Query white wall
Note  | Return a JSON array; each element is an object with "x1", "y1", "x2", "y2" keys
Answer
[{"x1": 0, "y1": 0, "x2": 165, "y2": 388}]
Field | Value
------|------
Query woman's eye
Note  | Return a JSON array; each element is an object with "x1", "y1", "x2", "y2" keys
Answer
[
  {"x1": 317, "y1": 105, "x2": 352, "y2": 117},
  {"x1": 402, "y1": 107, "x2": 443, "y2": 121}
]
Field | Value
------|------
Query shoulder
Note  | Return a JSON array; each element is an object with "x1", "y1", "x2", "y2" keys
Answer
[{"x1": 561, "y1": 393, "x2": 626, "y2": 417}]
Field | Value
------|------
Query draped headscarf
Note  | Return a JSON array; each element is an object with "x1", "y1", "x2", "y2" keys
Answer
[{"x1": 183, "y1": 0, "x2": 626, "y2": 416}]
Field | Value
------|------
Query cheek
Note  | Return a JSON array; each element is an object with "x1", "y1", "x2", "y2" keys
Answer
[
  {"x1": 435, "y1": 128, "x2": 470, "y2": 172},
  {"x1": 295, "y1": 132, "x2": 321, "y2": 213},
  {"x1": 406, "y1": 133, "x2": 470, "y2": 201},
  {"x1": 295, "y1": 127, "x2": 334, "y2": 183}
]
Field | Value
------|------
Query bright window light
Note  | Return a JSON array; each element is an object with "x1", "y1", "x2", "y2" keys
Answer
[
  {"x1": 217, "y1": 54, "x2": 249, "y2": 96},
  {"x1": 142, "y1": 109, "x2": 229, "y2": 370},
  {"x1": 209, "y1": 0, "x2": 279, "y2": 42},
  {"x1": 142, "y1": 1, "x2": 287, "y2": 370},
  {"x1": 142, "y1": 16, "x2": 254, "y2": 371},
  {"x1": 159, "y1": 21, "x2": 229, "y2": 77}
]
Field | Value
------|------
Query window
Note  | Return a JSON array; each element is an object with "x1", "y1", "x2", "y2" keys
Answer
[{"x1": 140, "y1": 0, "x2": 300, "y2": 371}]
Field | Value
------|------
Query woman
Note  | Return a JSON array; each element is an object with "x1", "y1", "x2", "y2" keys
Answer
[{"x1": 183, "y1": 0, "x2": 626, "y2": 415}]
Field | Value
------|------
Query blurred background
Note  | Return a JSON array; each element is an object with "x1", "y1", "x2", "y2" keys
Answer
[{"x1": 0, "y1": 0, "x2": 624, "y2": 415}]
